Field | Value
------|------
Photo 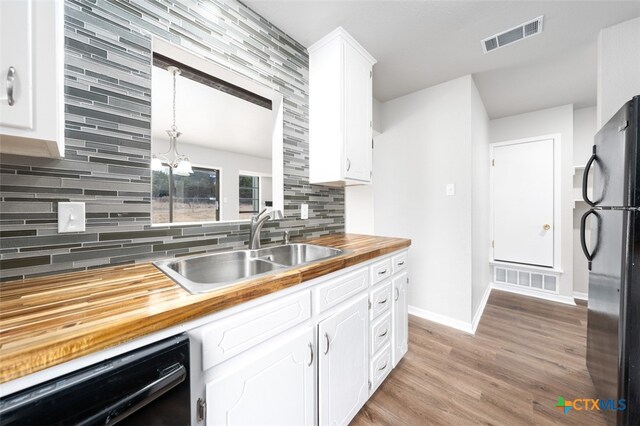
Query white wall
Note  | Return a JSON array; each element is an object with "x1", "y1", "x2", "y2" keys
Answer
[
  {"x1": 489, "y1": 105, "x2": 574, "y2": 298},
  {"x1": 573, "y1": 107, "x2": 597, "y2": 296},
  {"x1": 471, "y1": 78, "x2": 491, "y2": 317},
  {"x1": 597, "y1": 17, "x2": 640, "y2": 127},
  {"x1": 374, "y1": 75, "x2": 489, "y2": 326},
  {"x1": 345, "y1": 185, "x2": 375, "y2": 234},
  {"x1": 155, "y1": 139, "x2": 271, "y2": 221}
]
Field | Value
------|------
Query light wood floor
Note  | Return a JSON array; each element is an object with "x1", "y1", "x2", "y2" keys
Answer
[{"x1": 352, "y1": 290, "x2": 608, "y2": 425}]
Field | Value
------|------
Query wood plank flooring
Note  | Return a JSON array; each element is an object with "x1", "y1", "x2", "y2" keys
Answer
[{"x1": 352, "y1": 290, "x2": 608, "y2": 425}]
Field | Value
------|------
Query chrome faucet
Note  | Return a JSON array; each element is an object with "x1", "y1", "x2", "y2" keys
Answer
[{"x1": 249, "y1": 209, "x2": 283, "y2": 249}]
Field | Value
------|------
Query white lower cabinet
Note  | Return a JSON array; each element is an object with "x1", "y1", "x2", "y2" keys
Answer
[
  {"x1": 205, "y1": 327, "x2": 316, "y2": 426},
  {"x1": 191, "y1": 250, "x2": 409, "y2": 426},
  {"x1": 318, "y1": 293, "x2": 369, "y2": 425},
  {"x1": 392, "y1": 271, "x2": 409, "y2": 367}
]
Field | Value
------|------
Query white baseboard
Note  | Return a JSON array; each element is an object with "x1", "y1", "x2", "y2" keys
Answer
[
  {"x1": 573, "y1": 291, "x2": 588, "y2": 301},
  {"x1": 491, "y1": 282, "x2": 576, "y2": 306},
  {"x1": 471, "y1": 284, "x2": 492, "y2": 333},
  {"x1": 408, "y1": 305, "x2": 474, "y2": 334}
]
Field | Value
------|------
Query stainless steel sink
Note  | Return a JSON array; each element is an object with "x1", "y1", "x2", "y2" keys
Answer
[
  {"x1": 253, "y1": 243, "x2": 343, "y2": 267},
  {"x1": 155, "y1": 243, "x2": 345, "y2": 294}
]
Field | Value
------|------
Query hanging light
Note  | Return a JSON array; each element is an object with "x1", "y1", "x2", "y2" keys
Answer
[{"x1": 151, "y1": 66, "x2": 193, "y2": 175}]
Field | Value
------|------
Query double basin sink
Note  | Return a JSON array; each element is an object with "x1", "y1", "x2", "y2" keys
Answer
[{"x1": 154, "y1": 243, "x2": 345, "y2": 294}]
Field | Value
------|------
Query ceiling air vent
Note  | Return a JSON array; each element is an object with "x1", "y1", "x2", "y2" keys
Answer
[{"x1": 481, "y1": 15, "x2": 544, "y2": 54}]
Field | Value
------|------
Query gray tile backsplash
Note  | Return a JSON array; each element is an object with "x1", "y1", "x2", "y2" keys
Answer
[{"x1": 0, "y1": 0, "x2": 345, "y2": 282}]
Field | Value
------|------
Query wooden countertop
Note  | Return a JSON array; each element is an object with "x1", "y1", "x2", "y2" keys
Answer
[{"x1": 0, "y1": 233, "x2": 410, "y2": 384}]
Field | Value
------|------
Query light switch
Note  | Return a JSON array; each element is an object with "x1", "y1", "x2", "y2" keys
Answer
[
  {"x1": 301, "y1": 203, "x2": 309, "y2": 219},
  {"x1": 446, "y1": 183, "x2": 455, "y2": 196},
  {"x1": 58, "y1": 202, "x2": 86, "y2": 233}
]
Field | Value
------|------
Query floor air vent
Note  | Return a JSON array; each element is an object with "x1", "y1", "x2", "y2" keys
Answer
[
  {"x1": 482, "y1": 16, "x2": 544, "y2": 53},
  {"x1": 494, "y1": 264, "x2": 558, "y2": 293}
]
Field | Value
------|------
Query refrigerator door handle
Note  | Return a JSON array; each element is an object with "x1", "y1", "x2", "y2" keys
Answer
[
  {"x1": 583, "y1": 145, "x2": 597, "y2": 207},
  {"x1": 580, "y1": 209, "x2": 598, "y2": 271}
]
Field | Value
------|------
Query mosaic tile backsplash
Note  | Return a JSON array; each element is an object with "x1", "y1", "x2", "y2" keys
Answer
[{"x1": 0, "y1": 0, "x2": 345, "y2": 281}]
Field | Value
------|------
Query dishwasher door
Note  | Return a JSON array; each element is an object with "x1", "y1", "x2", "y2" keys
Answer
[{"x1": 0, "y1": 334, "x2": 190, "y2": 425}]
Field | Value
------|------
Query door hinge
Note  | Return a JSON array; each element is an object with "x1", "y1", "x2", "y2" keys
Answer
[
  {"x1": 368, "y1": 380, "x2": 372, "y2": 390},
  {"x1": 491, "y1": 240, "x2": 495, "y2": 248},
  {"x1": 372, "y1": 139, "x2": 374, "y2": 149},
  {"x1": 370, "y1": 70, "x2": 372, "y2": 78},
  {"x1": 491, "y1": 159, "x2": 495, "y2": 166},
  {"x1": 197, "y1": 398, "x2": 206, "y2": 423},
  {"x1": 370, "y1": 120, "x2": 373, "y2": 128}
]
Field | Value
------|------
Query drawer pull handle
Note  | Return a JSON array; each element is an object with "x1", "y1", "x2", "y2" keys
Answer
[
  {"x1": 378, "y1": 361, "x2": 388, "y2": 371},
  {"x1": 378, "y1": 269, "x2": 387, "y2": 275},
  {"x1": 397, "y1": 261, "x2": 405, "y2": 266},
  {"x1": 346, "y1": 158, "x2": 351, "y2": 171},
  {"x1": 324, "y1": 332, "x2": 330, "y2": 355},
  {"x1": 395, "y1": 287, "x2": 400, "y2": 301},
  {"x1": 6, "y1": 66, "x2": 15, "y2": 106},
  {"x1": 379, "y1": 329, "x2": 388, "y2": 338},
  {"x1": 308, "y1": 342, "x2": 314, "y2": 366},
  {"x1": 378, "y1": 298, "x2": 388, "y2": 305}
]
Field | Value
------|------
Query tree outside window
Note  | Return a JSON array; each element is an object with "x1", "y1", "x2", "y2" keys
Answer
[
  {"x1": 152, "y1": 166, "x2": 220, "y2": 223},
  {"x1": 239, "y1": 175, "x2": 260, "y2": 220}
]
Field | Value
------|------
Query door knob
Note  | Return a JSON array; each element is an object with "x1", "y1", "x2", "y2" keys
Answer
[{"x1": 543, "y1": 224, "x2": 551, "y2": 231}]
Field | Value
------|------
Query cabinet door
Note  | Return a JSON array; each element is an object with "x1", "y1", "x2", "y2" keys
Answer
[
  {"x1": 205, "y1": 327, "x2": 315, "y2": 426},
  {"x1": 0, "y1": 0, "x2": 33, "y2": 129},
  {"x1": 319, "y1": 293, "x2": 369, "y2": 425},
  {"x1": 343, "y1": 42, "x2": 372, "y2": 182},
  {"x1": 392, "y1": 272, "x2": 408, "y2": 367}
]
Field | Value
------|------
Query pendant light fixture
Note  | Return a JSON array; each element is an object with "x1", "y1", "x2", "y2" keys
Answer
[{"x1": 151, "y1": 66, "x2": 193, "y2": 176}]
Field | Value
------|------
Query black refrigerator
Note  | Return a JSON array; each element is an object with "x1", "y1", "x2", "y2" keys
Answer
[{"x1": 582, "y1": 95, "x2": 639, "y2": 425}]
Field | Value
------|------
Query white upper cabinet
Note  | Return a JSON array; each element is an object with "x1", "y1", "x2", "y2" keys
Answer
[
  {"x1": 0, "y1": 0, "x2": 65, "y2": 158},
  {"x1": 309, "y1": 27, "x2": 376, "y2": 186}
]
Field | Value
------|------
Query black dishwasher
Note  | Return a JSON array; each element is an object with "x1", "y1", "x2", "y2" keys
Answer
[{"x1": 0, "y1": 333, "x2": 190, "y2": 425}]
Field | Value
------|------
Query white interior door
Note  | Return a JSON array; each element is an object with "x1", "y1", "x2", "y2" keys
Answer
[{"x1": 492, "y1": 138, "x2": 554, "y2": 267}]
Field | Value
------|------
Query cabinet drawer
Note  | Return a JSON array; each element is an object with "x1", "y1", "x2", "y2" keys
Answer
[
  {"x1": 370, "y1": 280, "x2": 392, "y2": 320},
  {"x1": 314, "y1": 267, "x2": 369, "y2": 314},
  {"x1": 200, "y1": 291, "x2": 311, "y2": 371},
  {"x1": 370, "y1": 344, "x2": 392, "y2": 394},
  {"x1": 392, "y1": 252, "x2": 407, "y2": 274},
  {"x1": 370, "y1": 258, "x2": 392, "y2": 285},
  {"x1": 370, "y1": 311, "x2": 391, "y2": 355}
]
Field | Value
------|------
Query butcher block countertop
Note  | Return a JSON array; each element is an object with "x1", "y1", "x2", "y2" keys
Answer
[{"x1": 0, "y1": 233, "x2": 410, "y2": 384}]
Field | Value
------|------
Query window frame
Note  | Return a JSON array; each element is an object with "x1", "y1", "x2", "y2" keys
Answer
[{"x1": 238, "y1": 174, "x2": 260, "y2": 215}]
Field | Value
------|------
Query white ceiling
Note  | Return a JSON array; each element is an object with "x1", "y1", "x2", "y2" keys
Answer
[
  {"x1": 152, "y1": 66, "x2": 272, "y2": 158},
  {"x1": 246, "y1": 1, "x2": 640, "y2": 118}
]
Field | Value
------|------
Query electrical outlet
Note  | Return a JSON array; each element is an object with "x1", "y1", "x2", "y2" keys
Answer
[
  {"x1": 446, "y1": 183, "x2": 456, "y2": 196},
  {"x1": 301, "y1": 203, "x2": 309, "y2": 219},
  {"x1": 58, "y1": 202, "x2": 86, "y2": 233}
]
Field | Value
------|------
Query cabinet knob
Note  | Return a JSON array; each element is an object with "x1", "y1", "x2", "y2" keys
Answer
[
  {"x1": 6, "y1": 66, "x2": 15, "y2": 106},
  {"x1": 543, "y1": 224, "x2": 551, "y2": 231}
]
